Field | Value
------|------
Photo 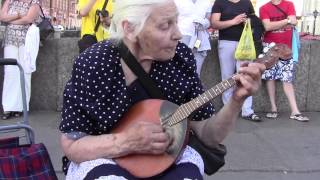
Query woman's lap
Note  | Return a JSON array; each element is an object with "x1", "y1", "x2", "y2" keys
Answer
[
  {"x1": 84, "y1": 162, "x2": 202, "y2": 180},
  {"x1": 66, "y1": 146, "x2": 204, "y2": 180}
]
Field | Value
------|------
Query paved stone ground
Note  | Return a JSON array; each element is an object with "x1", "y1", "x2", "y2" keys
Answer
[{"x1": 1, "y1": 111, "x2": 319, "y2": 180}]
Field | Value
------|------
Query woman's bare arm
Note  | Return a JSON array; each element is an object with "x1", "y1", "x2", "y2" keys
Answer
[
  {"x1": 191, "y1": 62, "x2": 265, "y2": 148},
  {"x1": 61, "y1": 121, "x2": 171, "y2": 163},
  {"x1": 10, "y1": 4, "x2": 40, "y2": 25},
  {"x1": 78, "y1": 0, "x2": 97, "y2": 17},
  {"x1": 211, "y1": 13, "x2": 247, "y2": 30},
  {"x1": 0, "y1": 0, "x2": 20, "y2": 22}
]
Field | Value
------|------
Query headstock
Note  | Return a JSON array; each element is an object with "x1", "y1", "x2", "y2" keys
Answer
[{"x1": 254, "y1": 43, "x2": 292, "y2": 69}]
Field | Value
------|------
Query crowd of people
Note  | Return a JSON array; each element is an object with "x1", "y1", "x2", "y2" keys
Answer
[{"x1": 0, "y1": 0, "x2": 309, "y2": 179}]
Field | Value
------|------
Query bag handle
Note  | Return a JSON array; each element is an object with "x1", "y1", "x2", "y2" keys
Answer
[
  {"x1": 38, "y1": 4, "x2": 46, "y2": 19},
  {"x1": 271, "y1": 3, "x2": 288, "y2": 17},
  {"x1": 94, "y1": 0, "x2": 109, "y2": 33},
  {"x1": 28, "y1": 1, "x2": 46, "y2": 20},
  {"x1": 272, "y1": 4, "x2": 296, "y2": 31},
  {"x1": 118, "y1": 42, "x2": 165, "y2": 99}
]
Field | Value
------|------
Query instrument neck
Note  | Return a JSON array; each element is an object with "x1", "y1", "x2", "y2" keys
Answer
[{"x1": 168, "y1": 77, "x2": 236, "y2": 126}]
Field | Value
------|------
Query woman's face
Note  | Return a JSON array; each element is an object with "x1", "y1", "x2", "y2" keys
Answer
[{"x1": 136, "y1": 1, "x2": 182, "y2": 61}]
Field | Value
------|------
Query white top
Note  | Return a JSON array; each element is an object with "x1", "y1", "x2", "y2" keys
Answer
[
  {"x1": 174, "y1": 0, "x2": 213, "y2": 51},
  {"x1": 23, "y1": 24, "x2": 40, "y2": 73}
]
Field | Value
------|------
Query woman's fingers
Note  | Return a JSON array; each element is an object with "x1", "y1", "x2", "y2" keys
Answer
[
  {"x1": 127, "y1": 122, "x2": 172, "y2": 154},
  {"x1": 151, "y1": 141, "x2": 171, "y2": 154},
  {"x1": 150, "y1": 131, "x2": 170, "y2": 143},
  {"x1": 238, "y1": 62, "x2": 266, "y2": 78},
  {"x1": 233, "y1": 62, "x2": 265, "y2": 100}
]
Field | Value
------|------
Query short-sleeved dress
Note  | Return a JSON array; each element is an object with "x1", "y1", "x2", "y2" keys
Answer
[{"x1": 59, "y1": 40, "x2": 215, "y2": 179}]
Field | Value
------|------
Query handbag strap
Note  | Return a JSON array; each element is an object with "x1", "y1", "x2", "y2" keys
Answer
[
  {"x1": 271, "y1": 3, "x2": 288, "y2": 17},
  {"x1": 118, "y1": 42, "x2": 165, "y2": 99},
  {"x1": 38, "y1": 5, "x2": 46, "y2": 18},
  {"x1": 94, "y1": 0, "x2": 109, "y2": 33},
  {"x1": 272, "y1": 4, "x2": 295, "y2": 31},
  {"x1": 28, "y1": 1, "x2": 46, "y2": 19}
]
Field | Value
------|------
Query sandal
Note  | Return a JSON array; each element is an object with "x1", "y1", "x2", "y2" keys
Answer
[
  {"x1": 2, "y1": 112, "x2": 13, "y2": 120},
  {"x1": 266, "y1": 111, "x2": 278, "y2": 119},
  {"x1": 289, "y1": 114, "x2": 309, "y2": 122},
  {"x1": 242, "y1": 113, "x2": 261, "y2": 122}
]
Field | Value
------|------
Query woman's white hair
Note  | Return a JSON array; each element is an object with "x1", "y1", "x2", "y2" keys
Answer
[{"x1": 109, "y1": 0, "x2": 171, "y2": 42}]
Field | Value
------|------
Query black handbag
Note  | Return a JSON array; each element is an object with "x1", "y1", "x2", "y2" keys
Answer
[
  {"x1": 78, "y1": 0, "x2": 109, "y2": 53},
  {"x1": 78, "y1": 34, "x2": 98, "y2": 53},
  {"x1": 37, "y1": 5, "x2": 54, "y2": 41},
  {"x1": 118, "y1": 42, "x2": 227, "y2": 176},
  {"x1": 188, "y1": 132, "x2": 226, "y2": 175}
]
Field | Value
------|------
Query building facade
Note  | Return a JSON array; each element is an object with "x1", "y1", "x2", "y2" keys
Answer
[{"x1": 42, "y1": 0, "x2": 80, "y2": 29}]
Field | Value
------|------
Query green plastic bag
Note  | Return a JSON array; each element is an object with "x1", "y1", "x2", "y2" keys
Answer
[{"x1": 235, "y1": 19, "x2": 256, "y2": 60}]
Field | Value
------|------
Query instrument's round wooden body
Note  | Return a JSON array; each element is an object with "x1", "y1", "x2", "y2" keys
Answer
[{"x1": 112, "y1": 99, "x2": 189, "y2": 178}]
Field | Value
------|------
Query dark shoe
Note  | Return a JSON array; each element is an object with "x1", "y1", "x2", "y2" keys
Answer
[
  {"x1": 2, "y1": 112, "x2": 13, "y2": 120},
  {"x1": 243, "y1": 113, "x2": 261, "y2": 122},
  {"x1": 266, "y1": 111, "x2": 278, "y2": 119}
]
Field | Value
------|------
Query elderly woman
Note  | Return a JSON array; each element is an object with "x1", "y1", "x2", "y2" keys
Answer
[
  {"x1": 0, "y1": 0, "x2": 40, "y2": 120},
  {"x1": 59, "y1": 0, "x2": 265, "y2": 179}
]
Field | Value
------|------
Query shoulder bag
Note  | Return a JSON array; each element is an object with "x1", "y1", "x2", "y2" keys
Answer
[
  {"x1": 28, "y1": 1, "x2": 54, "y2": 41},
  {"x1": 37, "y1": 5, "x2": 54, "y2": 41}
]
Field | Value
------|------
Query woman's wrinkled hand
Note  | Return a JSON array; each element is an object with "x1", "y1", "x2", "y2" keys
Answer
[
  {"x1": 232, "y1": 62, "x2": 266, "y2": 102},
  {"x1": 121, "y1": 121, "x2": 172, "y2": 155}
]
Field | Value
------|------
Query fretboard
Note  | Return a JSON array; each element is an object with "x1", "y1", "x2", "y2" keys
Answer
[{"x1": 167, "y1": 77, "x2": 236, "y2": 126}]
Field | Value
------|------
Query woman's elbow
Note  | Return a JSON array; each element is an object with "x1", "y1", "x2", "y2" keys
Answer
[
  {"x1": 60, "y1": 134, "x2": 75, "y2": 158},
  {"x1": 0, "y1": 16, "x2": 8, "y2": 22},
  {"x1": 210, "y1": 21, "x2": 218, "y2": 29},
  {"x1": 60, "y1": 134, "x2": 88, "y2": 164},
  {"x1": 78, "y1": 10, "x2": 88, "y2": 17},
  {"x1": 26, "y1": 19, "x2": 34, "y2": 24},
  {"x1": 264, "y1": 25, "x2": 272, "y2": 32}
]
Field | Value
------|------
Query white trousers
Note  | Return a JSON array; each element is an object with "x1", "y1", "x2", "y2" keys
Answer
[
  {"x1": 2, "y1": 45, "x2": 31, "y2": 112},
  {"x1": 217, "y1": 40, "x2": 254, "y2": 116}
]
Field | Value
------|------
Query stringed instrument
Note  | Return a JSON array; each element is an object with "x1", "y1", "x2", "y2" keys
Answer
[{"x1": 112, "y1": 43, "x2": 292, "y2": 178}]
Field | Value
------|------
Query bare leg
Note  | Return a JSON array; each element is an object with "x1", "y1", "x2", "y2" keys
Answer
[
  {"x1": 282, "y1": 82, "x2": 300, "y2": 115},
  {"x1": 266, "y1": 80, "x2": 277, "y2": 112}
]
